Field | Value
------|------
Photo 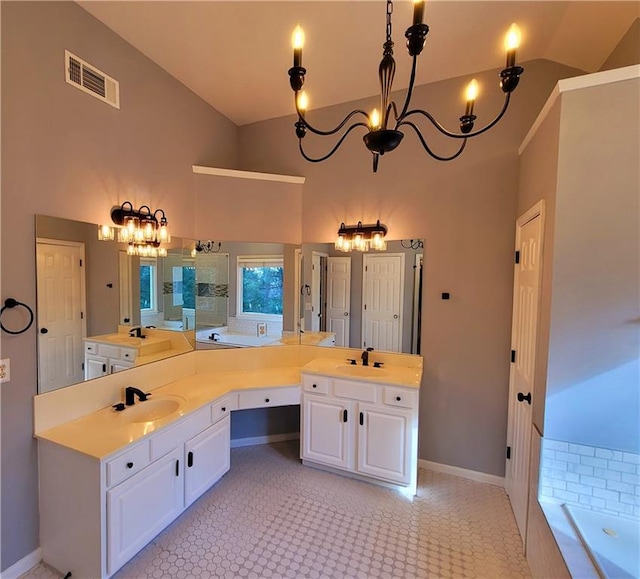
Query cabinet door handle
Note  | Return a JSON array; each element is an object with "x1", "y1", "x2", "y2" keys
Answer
[
  {"x1": 126, "y1": 461, "x2": 134, "y2": 469},
  {"x1": 359, "y1": 412, "x2": 364, "y2": 426},
  {"x1": 312, "y1": 384, "x2": 317, "y2": 388},
  {"x1": 187, "y1": 451, "x2": 193, "y2": 468},
  {"x1": 265, "y1": 398, "x2": 270, "y2": 403},
  {"x1": 102, "y1": 363, "x2": 107, "y2": 373},
  {"x1": 396, "y1": 396, "x2": 402, "y2": 402},
  {"x1": 175, "y1": 459, "x2": 180, "y2": 477},
  {"x1": 343, "y1": 409, "x2": 348, "y2": 423},
  {"x1": 221, "y1": 407, "x2": 226, "y2": 412}
]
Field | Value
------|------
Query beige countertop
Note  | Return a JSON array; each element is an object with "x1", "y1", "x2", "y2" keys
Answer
[
  {"x1": 36, "y1": 367, "x2": 301, "y2": 460},
  {"x1": 302, "y1": 357, "x2": 422, "y2": 388}
]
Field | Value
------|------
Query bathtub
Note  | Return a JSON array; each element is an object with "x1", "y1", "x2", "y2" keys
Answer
[
  {"x1": 564, "y1": 505, "x2": 640, "y2": 579},
  {"x1": 195, "y1": 327, "x2": 279, "y2": 348}
]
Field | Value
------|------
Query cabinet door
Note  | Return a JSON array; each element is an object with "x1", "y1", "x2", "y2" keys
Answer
[
  {"x1": 357, "y1": 403, "x2": 413, "y2": 485},
  {"x1": 110, "y1": 360, "x2": 134, "y2": 374},
  {"x1": 301, "y1": 395, "x2": 352, "y2": 470},
  {"x1": 184, "y1": 415, "x2": 230, "y2": 507},
  {"x1": 85, "y1": 355, "x2": 107, "y2": 380},
  {"x1": 107, "y1": 448, "x2": 183, "y2": 576}
]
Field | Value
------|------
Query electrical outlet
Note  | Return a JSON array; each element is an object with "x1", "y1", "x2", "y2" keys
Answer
[{"x1": 0, "y1": 358, "x2": 10, "y2": 383}]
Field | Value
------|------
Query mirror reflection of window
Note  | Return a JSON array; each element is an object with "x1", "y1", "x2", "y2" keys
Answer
[
  {"x1": 237, "y1": 256, "x2": 284, "y2": 318},
  {"x1": 140, "y1": 258, "x2": 158, "y2": 311},
  {"x1": 182, "y1": 265, "x2": 196, "y2": 310}
]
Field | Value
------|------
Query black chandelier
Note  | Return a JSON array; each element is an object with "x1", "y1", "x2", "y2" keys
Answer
[{"x1": 288, "y1": 0, "x2": 524, "y2": 172}]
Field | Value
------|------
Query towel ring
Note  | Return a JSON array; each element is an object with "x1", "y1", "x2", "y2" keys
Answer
[{"x1": 0, "y1": 298, "x2": 34, "y2": 335}]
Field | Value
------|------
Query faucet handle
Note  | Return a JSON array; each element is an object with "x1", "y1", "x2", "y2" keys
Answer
[
  {"x1": 373, "y1": 361, "x2": 384, "y2": 368},
  {"x1": 112, "y1": 403, "x2": 125, "y2": 411},
  {"x1": 366, "y1": 347, "x2": 374, "y2": 352},
  {"x1": 347, "y1": 358, "x2": 357, "y2": 365}
]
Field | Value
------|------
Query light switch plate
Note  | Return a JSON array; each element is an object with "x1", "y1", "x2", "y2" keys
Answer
[{"x1": 0, "y1": 358, "x2": 10, "y2": 383}]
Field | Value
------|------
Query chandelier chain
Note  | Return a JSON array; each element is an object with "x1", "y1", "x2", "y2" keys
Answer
[{"x1": 386, "y1": 0, "x2": 393, "y2": 43}]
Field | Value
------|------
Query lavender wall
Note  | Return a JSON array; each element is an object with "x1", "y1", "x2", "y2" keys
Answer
[{"x1": 0, "y1": 1, "x2": 238, "y2": 569}]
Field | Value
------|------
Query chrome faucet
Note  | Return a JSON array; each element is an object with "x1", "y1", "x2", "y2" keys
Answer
[
  {"x1": 209, "y1": 332, "x2": 221, "y2": 342},
  {"x1": 361, "y1": 347, "x2": 374, "y2": 366},
  {"x1": 125, "y1": 386, "x2": 150, "y2": 406}
]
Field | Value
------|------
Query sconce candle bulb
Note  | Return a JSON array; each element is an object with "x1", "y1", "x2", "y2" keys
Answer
[{"x1": 104, "y1": 201, "x2": 171, "y2": 257}]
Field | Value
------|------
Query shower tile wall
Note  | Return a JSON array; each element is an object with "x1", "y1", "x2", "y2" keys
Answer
[
  {"x1": 540, "y1": 438, "x2": 640, "y2": 520},
  {"x1": 196, "y1": 253, "x2": 229, "y2": 328},
  {"x1": 163, "y1": 253, "x2": 184, "y2": 322}
]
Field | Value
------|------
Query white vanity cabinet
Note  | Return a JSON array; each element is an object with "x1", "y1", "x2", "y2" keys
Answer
[
  {"x1": 39, "y1": 396, "x2": 234, "y2": 578},
  {"x1": 301, "y1": 373, "x2": 418, "y2": 490},
  {"x1": 84, "y1": 341, "x2": 135, "y2": 379}
]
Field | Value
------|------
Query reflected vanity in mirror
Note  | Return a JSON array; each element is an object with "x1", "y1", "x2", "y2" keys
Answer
[
  {"x1": 193, "y1": 241, "x2": 304, "y2": 349},
  {"x1": 35, "y1": 215, "x2": 196, "y2": 393},
  {"x1": 300, "y1": 240, "x2": 424, "y2": 354}
]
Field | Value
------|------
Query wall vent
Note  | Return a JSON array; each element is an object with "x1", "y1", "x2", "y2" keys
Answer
[{"x1": 65, "y1": 50, "x2": 119, "y2": 109}]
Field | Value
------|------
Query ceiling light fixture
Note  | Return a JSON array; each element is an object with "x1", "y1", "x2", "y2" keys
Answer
[
  {"x1": 288, "y1": 1, "x2": 524, "y2": 172},
  {"x1": 335, "y1": 221, "x2": 388, "y2": 252},
  {"x1": 100, "y1": 201, "x2": 171, "y2": 258}
]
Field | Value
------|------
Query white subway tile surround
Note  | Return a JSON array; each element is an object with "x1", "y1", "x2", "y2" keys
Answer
[{"x1": 540, "y1": 439, "x2": 640, "y2": 520}]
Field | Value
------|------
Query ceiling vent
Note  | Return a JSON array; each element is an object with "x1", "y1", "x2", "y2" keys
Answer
[{"x1": 65, "y1": 50, "x2": 119, "y2": 109}]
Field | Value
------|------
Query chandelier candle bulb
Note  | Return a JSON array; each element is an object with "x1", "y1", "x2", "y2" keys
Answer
[
  {"x1": 412, "y1": 0, "x2": 425, "y2": 26},
  {"x1": 297, "y1": 91, "x2": 308, "y2": 116},
  {"x1": 505, "y1": 23, "x2": 521, "y2": 68},
  {"x1": 292, "y1": 25, "x2": 304, "y2": 68},
  {"x1": 370, "y1": 108, "x2": 381, "y2": 130},
  {"x1": 464, "y1": 79, "x2": 478, "y2": 116}
]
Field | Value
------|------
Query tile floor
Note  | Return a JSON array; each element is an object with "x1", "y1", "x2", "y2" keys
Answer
[{"x1": 22, "y1": 441, "x2": 531, "y2": 579}]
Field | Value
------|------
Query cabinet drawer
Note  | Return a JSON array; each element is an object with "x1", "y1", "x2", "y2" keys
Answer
[
  {"x1": 383, "y1": 387, "x2": 418, "y2": 409},
  {"x1": 120, "y1": 348, "x2": 137, "y2": 362},
  {"x1": 237, "y1": 386, "x2": 300, "y2": 410},
  {"x1": 98, "y1": 343, "x2": 121, "y2": 359},
  {"x1": 333, "y1": 379, "x2": 377, "y2": 403},
  {"x1": 211, "y1": 394, "x2": 236, "y2": 424},
  {"x1": 84, "y1": 341, "x2": 98, "y2": 355},
  {"x1": 106, "y1": 441, "x2": 150, "y2": 488},
  {"x1": 149, "y1": 406, "x2": 211, "y2": 461},
  {"x1": 302, "y1": 375, "x2": 330, "y2": 395}
]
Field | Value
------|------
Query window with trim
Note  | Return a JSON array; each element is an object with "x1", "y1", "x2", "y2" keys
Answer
[
  {"x1": 139, "y1": 258, "x2": 158, "y2": 311},
  {"x1": 237, "y1": 256, "x2": 283, "y2": 318}
]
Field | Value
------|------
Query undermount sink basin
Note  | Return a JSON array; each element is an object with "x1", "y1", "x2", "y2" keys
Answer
[
  {"x1": 121, "y1": 397, "x2": 184, "y2": 423},
  {"x1": 335, "y1": 365, "x2": 389, "y2": 378}
]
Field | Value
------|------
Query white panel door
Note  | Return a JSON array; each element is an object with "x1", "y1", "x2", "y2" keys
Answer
[
  {"x1": 357, "y1": 403, "x2": 413, "y2": 485},
  {"x1": 505, "y1": 202, "x2": 544, "y2": 545},
  {"x1": 326, "y1": 256, "x2": 351, "y2": 347},
  {"x1": 107, "y1": 448, "x2": 183, "y2": 576},
  {"x1": 184, "y1": 416, "x2": 230, "y2": 507},
  {"x1": 310, "y1": 253, "x2": 322, "y2": 332},
  {"x1": 362, "y1": 254, "x2": 404, "y2": 352},
  {"x1": 301, "y1": 395, "x2": 352, "y2": 470},
  {"x1": 36, "y1": 241, "x2": 86, "y2": 392}
]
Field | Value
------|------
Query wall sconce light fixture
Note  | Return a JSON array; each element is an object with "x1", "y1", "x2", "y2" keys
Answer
[
  {"x1": 401, "y1": 239, "x2": 424, "y2": 250},
  {"x1": 335, "y1": 220, "x2": 387, "y2": 252},
  {"x1": 193, "y1": 240, "x2": 222, "y2": 255},
  {"x1": 99, "y1": 201, "x2": 171, "y2": 257}
]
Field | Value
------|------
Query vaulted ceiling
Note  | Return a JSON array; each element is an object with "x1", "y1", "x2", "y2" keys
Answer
[{"x1": 79, "y1": 1, "x2": 639, "y2": 126}]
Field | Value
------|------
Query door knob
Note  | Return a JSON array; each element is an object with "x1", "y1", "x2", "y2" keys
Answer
[
  {"x1": 40, "y1": 327, "x2": 48, "y2": 334},
  {"x1": 517, "y1": 392, "x2": 532, "y2": 404},
  {"x1": 393, "y1": 314, "x2": 398, "y2": 319},
  {"x1": 344, "y1": 312, "x2": 349, "y2": 316}
]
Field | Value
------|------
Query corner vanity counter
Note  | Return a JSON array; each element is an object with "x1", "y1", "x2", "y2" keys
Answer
[{"x1": 34, "y1": 345, "x2": 422, "y2": 578}]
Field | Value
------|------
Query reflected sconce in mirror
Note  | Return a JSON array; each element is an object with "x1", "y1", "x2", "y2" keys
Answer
[
  {"x1": 99, "y1": 201, "x2": 171, "y2": 258},
  {"x1": 401, "y1": 239, "x2": 424, "y2": 250},
  {"x1": 191, "y1": 240, "x2": 222, "y2": 257},
  {"x1": 335, "y1": 220, "x2": 387, "y2": 252}
]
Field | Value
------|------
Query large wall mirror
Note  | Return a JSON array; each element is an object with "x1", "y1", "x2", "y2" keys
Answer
[
  {"x1": 35, "y1": 215, "x2": 196, "y2": 394},
  {"x1": 300, "y1": 240, "x2": 424, "y2": 354}
]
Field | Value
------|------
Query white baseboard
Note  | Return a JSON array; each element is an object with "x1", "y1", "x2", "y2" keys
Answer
[
  {"x1": 419, "y1": 459, "x2": 505, "y2": 487},
  {"x1": 0, "y1": 548, "x2": 41, "y2": 579},
  {"x1": 231, "y1": 432, "x2": 299, "y2": 448}
]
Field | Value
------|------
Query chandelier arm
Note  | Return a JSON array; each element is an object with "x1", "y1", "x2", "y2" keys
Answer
[
  {"x1": 395, "y1": 54, "x2": 419, "y2": 122},
  {"x1": 296, "y1": 98, "x2": 370, "y2": 137},
  {"x1": 402, "y1": 92, "x2": 512, "y2": 139},
  {"x1": 299, "y1": 122, "x2": 371, "y2": 163},
  {"x1": 399, "y1": 121, "x2": 468, "y2": 161}
]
